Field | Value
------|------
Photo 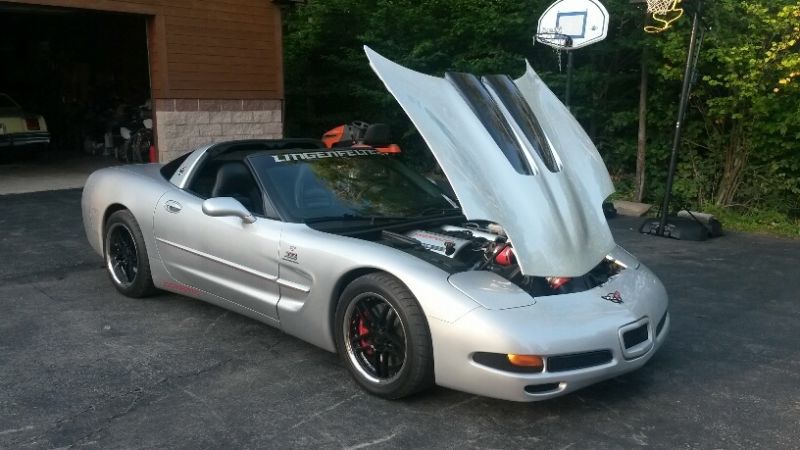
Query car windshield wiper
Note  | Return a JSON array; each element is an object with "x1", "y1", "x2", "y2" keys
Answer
[
  {"x1": 415, "y1": 207, "x2": 463, "y2": 217},
  {"x1": 305, "y1": 208, "x2": 462, "y2": 226},
  {"x1": 304, "y1": 214, "x2": 408, "y2": 225}
]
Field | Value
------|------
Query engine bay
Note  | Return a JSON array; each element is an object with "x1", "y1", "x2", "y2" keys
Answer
[{"x1": 378, "y1": 221, "x2": 623, "y2": 297}]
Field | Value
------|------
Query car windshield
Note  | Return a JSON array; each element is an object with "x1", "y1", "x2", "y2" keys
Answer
[
  {"x1": 248, "y1": 149, "x2": 457, "y2": 223},
  {"x1": 0, "y1": 94, "x2": 19, "y2": 109}
]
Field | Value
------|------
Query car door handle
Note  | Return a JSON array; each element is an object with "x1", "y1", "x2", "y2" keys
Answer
[{"x1": 165, "y1": 200, "x2": 182, "y2": 214}]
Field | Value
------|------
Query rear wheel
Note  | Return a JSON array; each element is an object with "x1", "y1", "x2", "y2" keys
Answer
[
  {"x1": 334, "y1": 273, "x2": 434, "y2": 399},
  {"x1": 104, "y1": 210, "x2": 156, "y2": 297}
]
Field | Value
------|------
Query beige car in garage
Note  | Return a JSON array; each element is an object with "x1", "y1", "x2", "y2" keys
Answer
[{"x1": 0, "y1": 93, "x2": 50, "y2": 149}]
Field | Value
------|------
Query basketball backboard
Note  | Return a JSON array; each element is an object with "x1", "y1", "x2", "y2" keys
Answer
[{"x1": 536, "y1": 0, "x2": 610, "y2": 50}]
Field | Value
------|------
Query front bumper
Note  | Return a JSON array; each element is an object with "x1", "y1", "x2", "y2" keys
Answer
[
  {"x1": 429, "y1": 264, "x2": 670, "y2": 402},
  {"x1": 0, "y1": 132, "x2": 50, "y2": 148}
]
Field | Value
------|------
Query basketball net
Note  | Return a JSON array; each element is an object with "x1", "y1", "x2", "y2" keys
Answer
[
  {"x1": 644, "y1": 0, "x2": 684, "y2": 33},
  {"x1": 535, "y1": 26, "x2": 570, "y2": 72}
]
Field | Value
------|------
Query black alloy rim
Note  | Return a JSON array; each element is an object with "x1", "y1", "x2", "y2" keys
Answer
[
  {"x1": 344, "y1": 293, "x2": 407, "y2": 383},
  {"x1": 107, "y1": 224, "x2": 138, "y2": 287}
]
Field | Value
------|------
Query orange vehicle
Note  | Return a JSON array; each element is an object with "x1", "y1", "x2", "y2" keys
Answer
[{"x1": 322, "y1": 121, "x2": 401, "y2": 154}]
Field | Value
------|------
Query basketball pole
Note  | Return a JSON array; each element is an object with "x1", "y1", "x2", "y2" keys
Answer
[
  {"x1": 657, "y1": 0, "x2": 702, "y2": 236},
  {"x1": 564, "y1": 36, "x2": 574, "y2": 109},
  {"x1": 565, "y1": 50, "x2": 574, "y2": 109}
]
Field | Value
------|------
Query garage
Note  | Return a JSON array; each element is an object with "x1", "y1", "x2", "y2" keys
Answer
[
  {"x1": 0, "y1": 3, "x2": 151, "y2": 160},
  {"x1": 0, "y1": 0, "x2": 285, "y2": 194}
]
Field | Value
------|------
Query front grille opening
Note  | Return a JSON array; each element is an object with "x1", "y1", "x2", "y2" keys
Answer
[
  {"x1": 547, "y1": 350, "x2": 613, "y2": 372},
  {"x1": 623, "y1": 324, "x2": 649, "y2": 349},
  {"x1": 497, "y1": 258, "x2": 623, "y2": 298},
  {"x1": 656, "y1": 311, "x2": 668, "y2": 336},
  {"x1": 524, "y1": 383, "x2": 561, "y2": 394},
  {"x1": 472, "y1": 352, "x2": 544, "y2": 374}
]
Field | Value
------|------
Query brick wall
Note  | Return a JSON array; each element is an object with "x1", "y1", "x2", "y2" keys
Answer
[{"x1": 155, "y1": 98, "x2": 283, "y2": 162}]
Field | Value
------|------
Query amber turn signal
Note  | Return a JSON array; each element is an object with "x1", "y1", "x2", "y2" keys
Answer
[{"x1": 507, "y1": 354, "x2": 544, "y2": 368}]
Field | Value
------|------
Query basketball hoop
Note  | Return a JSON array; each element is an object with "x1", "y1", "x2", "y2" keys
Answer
[
  {"x1": 534, "y1": 28, "x2": 572, "y2": 49},
  {"x1": 535, "y1": 0, "x2": 609, "y2": 107},
  {"x1": 534, "y1": 27, "x2": 573, "y2": 72},
  {"x1": 535, "y1": 0, "x2": 609, "y2": 50},
  {"x1": 534, "y1": 0, "x2": 609, "y2": 75},
  {"x1": 644, "y1": 0, "x2": 684, "y2": 33},
  {"x1": 646, "y1": 0, "x2": 675, "y2": 14}
]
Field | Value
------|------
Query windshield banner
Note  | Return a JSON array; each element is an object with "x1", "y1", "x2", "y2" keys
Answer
[{"x1": 272, "y1": 149, "x2": 378, "y2": 163}]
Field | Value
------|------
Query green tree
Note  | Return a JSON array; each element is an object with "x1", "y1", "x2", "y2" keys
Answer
[
  {"x1": 283, "y1": 0, "x2": 800, "y2": 223},
  {"x1": 284, "y1": 0, "x2": 538, "y2": 150},
  {"x1": 652, "y1": 1, "x2": 800, "y2": 208}
]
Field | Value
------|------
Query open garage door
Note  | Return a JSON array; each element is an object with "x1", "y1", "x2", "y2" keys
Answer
[{"x1": 0, "y1": 3, "x2": 151, "y2": 193}]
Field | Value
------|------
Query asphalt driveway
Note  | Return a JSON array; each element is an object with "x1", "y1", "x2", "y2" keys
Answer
[
  {"x1": 1, "y1": 189, "x2": 799, "y2": 449},
  {"x1": 0, "y1": 154, "x2": 118, "y2": 196}
]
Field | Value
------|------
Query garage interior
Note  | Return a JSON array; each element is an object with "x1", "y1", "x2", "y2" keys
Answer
[
  {"x1": 0, "y1": 2, "x2": 151, "y2": 161},
  {"x1": 1, "y1": 0, "x2": 285, "y2": 195}
]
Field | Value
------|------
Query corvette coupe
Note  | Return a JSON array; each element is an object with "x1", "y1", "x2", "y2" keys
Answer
[{"x1": 81, "y1": 47, "x2": 669, "y2": 402}]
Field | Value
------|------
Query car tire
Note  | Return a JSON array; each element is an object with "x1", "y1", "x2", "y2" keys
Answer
[
  {"x1": 104, "y1": 210, "x2": 156, "y2": 298},
  {"x1": 334, "y1": 272, "x2": 434, "y2": 399}
]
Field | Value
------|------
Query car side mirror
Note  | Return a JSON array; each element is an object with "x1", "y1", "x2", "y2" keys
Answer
[{"x1": 202, "y1": 197, "x2": 256, "y2": 224}]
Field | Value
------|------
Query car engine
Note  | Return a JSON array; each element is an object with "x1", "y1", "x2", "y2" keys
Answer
[{"x1": 394, "y1": 222, "x2": 622, "y2": 297}]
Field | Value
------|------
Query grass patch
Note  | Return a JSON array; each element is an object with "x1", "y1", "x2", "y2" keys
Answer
[
  {"x1": 610, "y1": 178, "x2": 800, "y2": 238},
  {"x1": 701, "y1": 206, "x2": 800, "y2": 239}
]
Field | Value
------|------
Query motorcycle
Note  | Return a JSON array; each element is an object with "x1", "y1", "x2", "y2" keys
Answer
[{"x1": 118, "y1": 101, "x2": 153, "y2": 163}]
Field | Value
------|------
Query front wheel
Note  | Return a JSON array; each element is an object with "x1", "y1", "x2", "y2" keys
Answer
[
  {"x1": 334, "y1": 273, "x2": 434, "y2": 399},
  {"x1": 104, "y1": 210, "x2": 156, "y2": 297}
]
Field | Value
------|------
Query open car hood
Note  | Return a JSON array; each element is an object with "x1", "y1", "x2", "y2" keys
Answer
[{"x1": 365, "y1": 46, "x2": 615, "y2": 277}]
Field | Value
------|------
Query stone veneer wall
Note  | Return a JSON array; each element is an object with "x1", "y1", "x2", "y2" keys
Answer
[{"x1": 154, "y1": 99, "x2": 283, "y2": 162}]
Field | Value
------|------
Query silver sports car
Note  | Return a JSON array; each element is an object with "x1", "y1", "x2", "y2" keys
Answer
[{"x1": 82, "y1": 47, "x2": 669, "y2": 402}]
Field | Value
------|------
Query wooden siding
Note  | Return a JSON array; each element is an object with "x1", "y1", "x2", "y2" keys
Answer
[{"x1": 8, "y1": 0, "x2": 284, "y2": 100}]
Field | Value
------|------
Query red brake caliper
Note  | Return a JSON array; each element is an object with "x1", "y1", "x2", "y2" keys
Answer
[{"x1": 357, "y1": 314, "x2": 373, "y2": 355}]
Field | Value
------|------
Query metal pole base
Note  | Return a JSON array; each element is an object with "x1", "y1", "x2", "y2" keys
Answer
[{"x1": 639, "y1": 216, "x2": 709, "y2": 241}]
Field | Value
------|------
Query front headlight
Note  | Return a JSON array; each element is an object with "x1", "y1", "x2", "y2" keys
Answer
[{"x1": 606, "y1": 245, "x2": 640, "y2": 270}]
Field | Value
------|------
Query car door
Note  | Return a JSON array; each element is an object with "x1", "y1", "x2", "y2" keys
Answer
[
  {"x1": 154, "y1": 156, "x2": 282, "y2": 321},
  {"x1": 153, "y1": 188, "x2": 211, "y2": 291},
  {"x1": 194, "y1": 213, "x2": 282, "y2": 321}
]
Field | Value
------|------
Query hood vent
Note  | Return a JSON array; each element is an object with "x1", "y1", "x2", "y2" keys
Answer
[
  {"x1": 482, "y1": 75, "x2": 561, "y2": 173},
  {"x1": 445, "y1": 72, "x2": 561, "y2": 175},
  {"x1": 445, "y1": 72, "x2": 533, "y2": 175}
]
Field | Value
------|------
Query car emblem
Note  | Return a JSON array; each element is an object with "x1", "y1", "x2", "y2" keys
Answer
[
  {"x1": 602, "y1": 291, "x2": 623, "y2": 304},
  {"x1": 282, "y1": 245, "x2": 299, "y2": 264}
]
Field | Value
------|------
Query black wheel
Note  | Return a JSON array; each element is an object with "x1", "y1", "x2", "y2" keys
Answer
[
  {"x1": 104, "y1": 210, "x2": 156, "y2": 297},
  {"x1": 334, "y1": 272, "x2": 434, "y2": 399},
  {"x1": 131, "y1": 132, "x2": 144, "y2": 163}
]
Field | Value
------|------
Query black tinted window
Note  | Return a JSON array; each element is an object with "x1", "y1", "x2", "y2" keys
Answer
[
  {"x1": 248, "y1": 150, "x2": 453, "y2": 222},
  {"x1": 160, "y1": 152, "x2": 191, "y2": 179},
  {"x1": 186, "y1": 151, "x2": 264, "y2": 216}
]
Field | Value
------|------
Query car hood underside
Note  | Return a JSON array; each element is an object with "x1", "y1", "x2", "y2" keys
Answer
[{"x1": 365, "y1": 46, "x2": 615, "y2": 277}]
